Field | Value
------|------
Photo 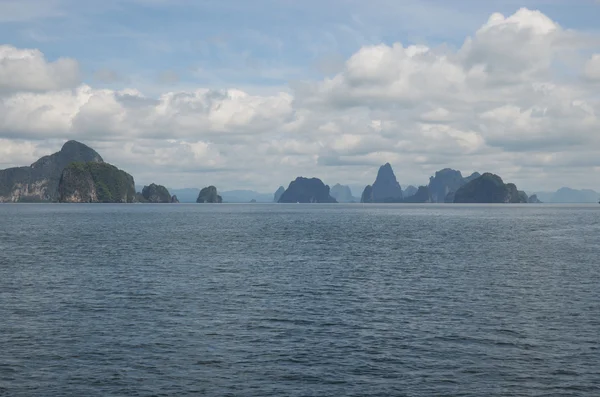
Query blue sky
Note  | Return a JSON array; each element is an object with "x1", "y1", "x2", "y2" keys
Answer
[
  {"x1": 3, "y1": 0, "x2": 599, "y2": 93},
  {"x1": 1, "y1": 0, "x2": 600, "y2": 192}
]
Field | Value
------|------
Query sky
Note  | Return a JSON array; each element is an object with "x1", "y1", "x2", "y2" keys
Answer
[{"x1": 1, "y1": 0, "x2": 600, "y2": 194}]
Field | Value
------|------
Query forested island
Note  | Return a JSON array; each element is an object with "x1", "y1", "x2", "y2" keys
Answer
[{"x1": 1, "y1": 140, "x2": 598, "y2": 204}]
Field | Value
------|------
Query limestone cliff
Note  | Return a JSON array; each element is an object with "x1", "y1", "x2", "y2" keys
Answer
[
  {"x1": 0, "y1": 140, "x2": 104, "y2": 202},
  {"x1": 428, "y1": 169, "x2": 482, "y2": 203},
  {"x1": 360, "y1": 185, "x2": 373, "y2": 204},
  {"x1": 403, "y1": 185, "x2": 418, "y2": 198},
  {"x1": 361, "y1": 163, "x2": 403, "y2": 203},
  {"x1": 273, "y1": 186, "x2": 285, "y2": 203},
  {"x1": 197, "y1": 186, "x2": 222, "y2": 203},
  {"x1": 278, "y1": 177, "x2": 337, "y2": 203},
  {"x1": 330, "y1": 184, "x2": 357, "y2": 203},
  {"x1": 141, "y1": 183, "x2": 172, "y2": 203},
  {"x1": 454, "y1": 173, "x2": 525, "y2": 203},
  {"x1": 58, "y1": 162, "x2": 136, "y2": 203}
]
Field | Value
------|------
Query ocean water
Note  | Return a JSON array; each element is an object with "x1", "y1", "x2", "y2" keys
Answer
[{"x1": 0, "y1": 204, "x2": 599, "y2": 396}]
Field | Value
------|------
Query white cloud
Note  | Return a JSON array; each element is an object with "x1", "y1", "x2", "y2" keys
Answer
[
  {"x1": 1, "y1": 7, "x2": 600, "y2": 192},
  {"x1": 584, "y1": 54, "x2": 600, "y2": 81},
  {"x1": 0, "y1": 45, "x2": 80, "y2": 94}
]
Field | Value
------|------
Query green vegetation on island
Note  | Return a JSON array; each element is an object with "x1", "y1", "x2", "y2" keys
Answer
[
  {"x1": 0, "y1": 140, "x2": 103, "y2": 203},
  {"x1": 278, "y1": 177, "x2": 337, "y2": 203},
  {"x1": 140, "y1": 183, "x2": 172, "y2": 203},
  {"x1": 197, "y1": 186, "x2": 223, "y2": 203},
  {"x1": 453, "y1": 173, "x2": 527, "y2": 203},
  {"x1": 59, "y1": 162, "x2": 136, "y2": 203}
]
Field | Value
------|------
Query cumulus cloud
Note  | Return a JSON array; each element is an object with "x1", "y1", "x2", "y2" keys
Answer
[
  {"x1": 0, "y1": 45, "x2": 80, "y2": 94},
  {"x1": 1, "y1": 7, "x2": 600, "y2": 191},
  {"x1": 584, "y1": 54, "x2": 600, "y2": 81}
]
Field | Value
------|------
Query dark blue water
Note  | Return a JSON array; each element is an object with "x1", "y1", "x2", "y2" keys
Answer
[{"x1": 1, "y1": 204, "x2": 599, "y2": 396}]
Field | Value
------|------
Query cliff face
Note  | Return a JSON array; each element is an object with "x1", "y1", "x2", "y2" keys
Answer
[
  {"x1": 361, "y1": 163, "x2": 403, "y2": 203},
  {"x1": 197, "y1": 186, "x2": 222, "y2": 203},
  {"x1": 141, "y1": 183, "x2": 172, "y2": 203},
  {"x1": 330, "y1": 184, "x2": 357, "y2": 203},
  {"x1": 528, "y1": 194, "x2": 542, "y2": 204},
  {"x1": 360, "y1": 185, "x2": 373, "y2": 203},
  {"x1": 402, "y1": 186, "x2": 431, "y2": 203},
  {"x1": 273, "y1": 186, "x2": 285, "y2": 203},
  {"x1": 372, "y1": 163, "x2": 403, "y2": 202},
  {"x1": 403, "y1": 185, "x2": 418, "y2": 198},
  {"x1": 428, "y1": 169, "x2": 482, "y2": 203},
  {"x1": 58, "y1": 162, "x2": 136, "y2": 203},
  {"x1": 0, "y1": 140, "x2": 104, "y2": 202},
  {"x1": 278, "y1": 177, "x2": 337, "y2": 203},
  {"x1": 428, "y1": 169, "x2": 464, "y2": 203},
  {"x1": 454, "y1": 173, "x2": 525, "y2": 203}
]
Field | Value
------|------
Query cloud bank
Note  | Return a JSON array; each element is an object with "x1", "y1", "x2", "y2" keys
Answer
[{"x1": 1, "y1": 8, "x2": 599, "y2": 192}]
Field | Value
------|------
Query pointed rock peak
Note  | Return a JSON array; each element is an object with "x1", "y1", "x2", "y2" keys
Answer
[
  {"x1": 273, "y1": 186, "x2": 285, "y2": 202},
  {"x1": 377, "y1": 162, "x2": 394, "y2": 176},
  {"x1": 370, "y1": 163, "x2": 402, "y2": 202}
]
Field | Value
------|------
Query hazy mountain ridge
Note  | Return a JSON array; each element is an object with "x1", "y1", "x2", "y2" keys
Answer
[{"x1": 533, "y1": 188, "x2": 600, "y2": 203}]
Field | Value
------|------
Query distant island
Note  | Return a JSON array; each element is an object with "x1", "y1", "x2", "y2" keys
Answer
[
  {"x1": 136, "y1": 183, "x2": 178, "y2": 203},
  {"x1": 361, "y1": 163, "x2": 403, "y2": 203},
  {"x1": 1, "y1": 140, "x2": 598, "y2": 204},
  {"x1": 453, "y1": 173, "x2": 527, "y2": 203},
  {"x1": 278, "y1": 177, "x2": 337, "y2": 203},
  {"x1": 197, "y1": 186, "x2": 222, "y2": 203}
]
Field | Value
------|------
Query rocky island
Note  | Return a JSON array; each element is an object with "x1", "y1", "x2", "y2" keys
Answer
[
  {"x1": 197, "y1": 186, "x2": 222, "y2": 203},
  {"x1": 278, "y1": 177, "x2": 337, "y2": 203},
  {"x1": 58, "y1": 162, "x2": 136, "y2": 203},
  {"x1": 402, "y1": 186, "x2": 432, "y2": 203},
  {"x1": 139, "y1": 183, "x2": 173, "y2": 203},
  {"x1": 403, "y1": 185, "x2": 418, "y2": 198},
  {"x1": 453, "y1": 173, "x2": 527, "y2": 203},
  {"x1": 428, "y1": 168, "x2": 481, "y2": 203},
  {"x1": 528, "y1": 194, "x2": 542, "y2": 203},
  {"x1": 361, "y1": 163, "x2": 403, "y2": 203},
  {"x1": 273, "y1": 186, "x2": 285, "y2": 203},
  {"x1": 0, "y1": 140, "x2": 104, "y2": 202},
  {"x1": 330, "y1": 184, "x2": 357, "y2": 203}
]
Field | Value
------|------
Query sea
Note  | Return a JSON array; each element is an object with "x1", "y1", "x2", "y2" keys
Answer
[{"x1": 0, "y1": 204, "x2": 599, "y2": 396}]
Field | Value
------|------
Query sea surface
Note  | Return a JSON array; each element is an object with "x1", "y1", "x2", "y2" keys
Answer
[{"x1": 0, "y1": 204, "x2": 599, "y2": 396}]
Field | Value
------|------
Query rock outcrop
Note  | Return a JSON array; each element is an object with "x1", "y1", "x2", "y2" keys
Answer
[
  {"x1": 518, "y1": 190, "x2": 529, "y2": 204},
  {"x1": 402, "y1": 186, "x2": 431, "y2": 203},
  {"x1": 278, "y1": 177, "x2": 337, "y2": 203},
  {"x1": 330, "y1": 184, "x2": 357, "y2": 203},
  {"x1": 0, "y1": 140, "x2": 104, "y2": 202},
  {"x1": 361, "y1": 163, "x2": 403, "y2": 203},
  {"x1": 273, "y1": 186, "x2": 285, "y2": 203},
  {"x1": 171, "y1": 195, "x2": 180, "y2": 203},
  {"x1": 141, "y1": 183, "x2": 172, "y2": 203},
  {"x1": 453, "y1": 173, "x2": 526, "y2": 203},
  {"x1": 361, "y1": 185, "x2": 373, "y2": 204},
  {"x1": 527, "y1": 194, "x2": 542, "y2": 203},
  {"x1": 428, "y1": 169, "x2": 482, "y2": 203},
  {"x1": 58, "y1": 162, "x2": 136, "y2": 203},
  {"x1": 464, "y1": 172, "x2": 482, "y2": 183},
  {"x1": 197, "y1": 186, "x2": 222, "y2": 203},
  {"x1": 403, "y1": 185, "x2": 418, "y2": 198}
]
